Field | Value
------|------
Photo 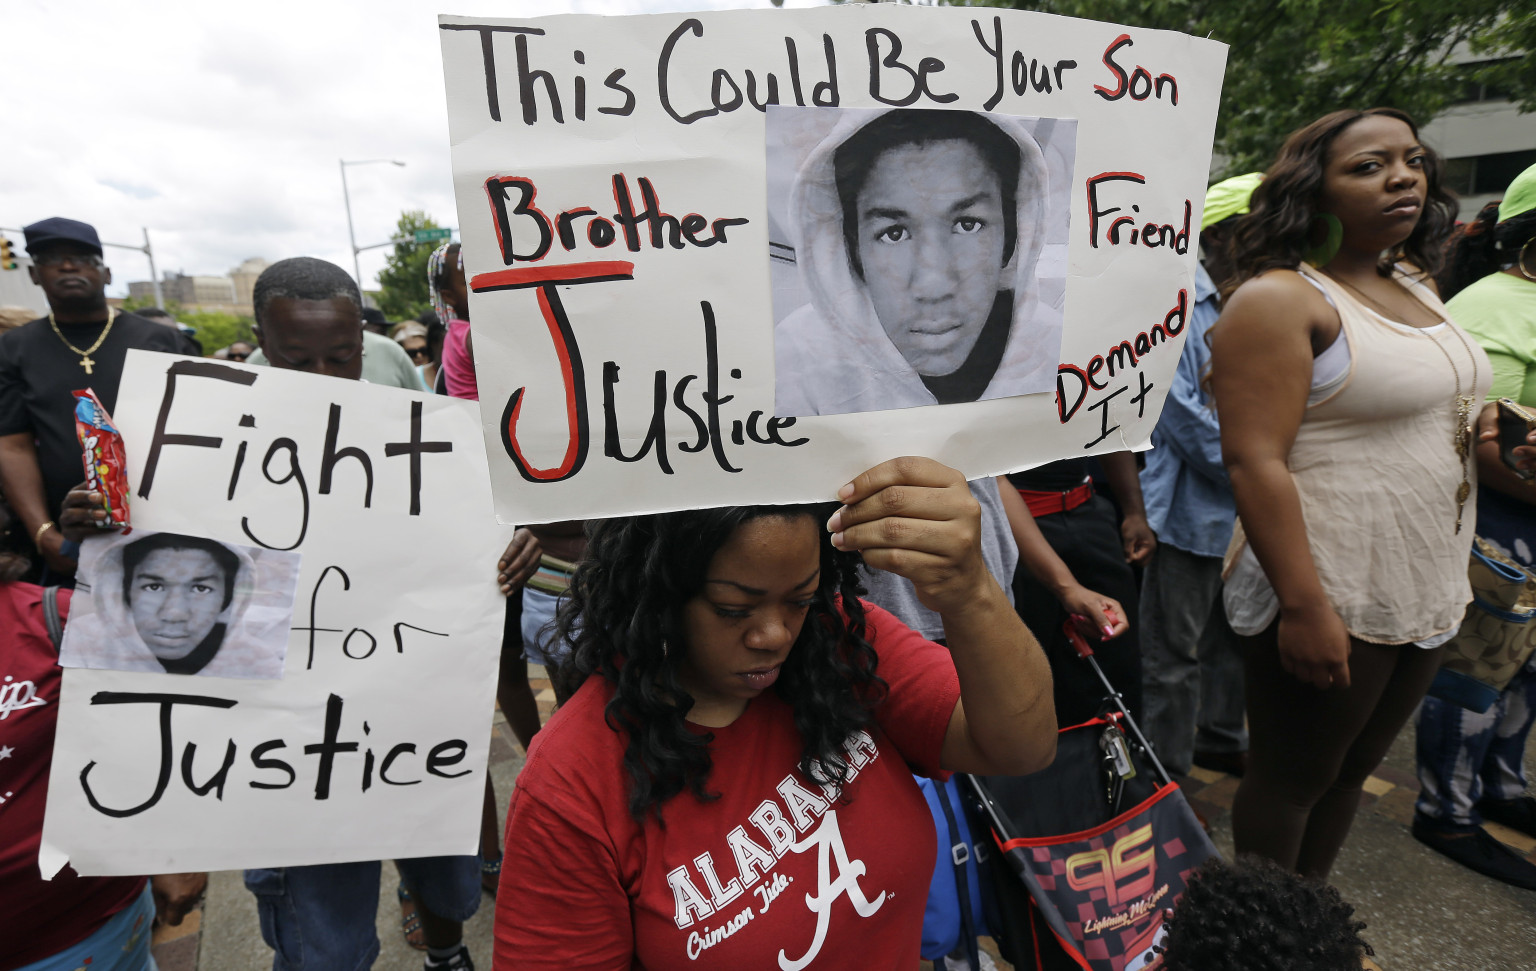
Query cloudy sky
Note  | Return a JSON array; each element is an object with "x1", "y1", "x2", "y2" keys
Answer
[{"x1": 2, "y1": 0, "x2": 824, "y2": 298}]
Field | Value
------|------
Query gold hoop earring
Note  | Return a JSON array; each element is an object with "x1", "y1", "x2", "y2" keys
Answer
[{"x1": 1519, "y1": 239, "x2": 1536, "y2": 283}]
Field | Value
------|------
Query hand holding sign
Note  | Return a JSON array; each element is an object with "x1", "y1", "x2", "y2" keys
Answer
[{"x1": 828, "y1": 456, "x2": 991, "y2": 617}]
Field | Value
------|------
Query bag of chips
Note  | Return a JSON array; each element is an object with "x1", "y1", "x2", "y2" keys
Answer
[{"x1": 74, "y1": 389, "x2": 131, "y2": 527}]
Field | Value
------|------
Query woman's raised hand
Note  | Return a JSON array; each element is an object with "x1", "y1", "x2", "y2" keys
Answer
[{"x1": 827, "y1": 457, "x2": 993, "y2": 615}]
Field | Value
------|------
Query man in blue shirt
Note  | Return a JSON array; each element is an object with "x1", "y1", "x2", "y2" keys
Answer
[{"x1": 1138, "y1": 174, "x2": 1260, "y2": 777}]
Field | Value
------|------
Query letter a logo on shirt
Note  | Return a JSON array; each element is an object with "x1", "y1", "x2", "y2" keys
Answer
[{"x1": 777, "y1": 809, "x2": 886, "y2": 971}]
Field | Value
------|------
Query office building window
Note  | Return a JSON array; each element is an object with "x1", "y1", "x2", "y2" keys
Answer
[{"x1": 1444, "y1": 149, "x2": 1536, "y2": 197}]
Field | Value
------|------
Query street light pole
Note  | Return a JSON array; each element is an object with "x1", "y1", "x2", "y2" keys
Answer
[
  {"x1": 143, "y1": 227, "x2": 164, "y2": 310},
  {"x1": 339, "y1": 158, "x2": 406, "y2": 300}
]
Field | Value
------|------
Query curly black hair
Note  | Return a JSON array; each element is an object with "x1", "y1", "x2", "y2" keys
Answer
[
  {"x1": 1227, "y1": 108, "x2": 1458, "y2": 292},
  {"x1": 550, "y1": 505, "x2": 886, "y2": 823},
  {"x1": 1159, "y1": 856, "x2": 1373, "y2": 971},
  {"x1": 1438, "y1": 201, "x2": 1536, "y2": 301}
]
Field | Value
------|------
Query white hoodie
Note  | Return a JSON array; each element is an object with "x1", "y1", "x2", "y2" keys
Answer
[
  {"x1": 773, "y1": 108, "x2": 1060, "y2": 417},
  {"x1": 60, "y1": 531, "x2": 294, "y2": 680}
]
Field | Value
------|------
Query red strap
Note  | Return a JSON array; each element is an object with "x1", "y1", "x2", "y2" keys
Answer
[{"x1": 1018, "y1": 480, "x2": 1093, "y2": 518}]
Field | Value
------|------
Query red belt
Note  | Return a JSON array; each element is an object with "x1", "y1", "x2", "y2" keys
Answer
[{"x1": 1018, "y1": 480, "x2": 1094, "y2": 518}]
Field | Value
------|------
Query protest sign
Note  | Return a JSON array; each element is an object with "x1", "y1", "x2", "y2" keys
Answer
[
  {"x1": 40, "y1": 352, "x2": 506, "y2": 876},
  {"x1": 439, "y1": 5, "x2": 1227, "y2": 524}
]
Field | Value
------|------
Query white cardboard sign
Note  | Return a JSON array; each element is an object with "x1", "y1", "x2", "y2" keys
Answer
[
  {"x1": 439, "y1": 6, "x2": 1228, "y2": 524},
  {"x1": 41, "y1": 352, "x2": 506, "y2": 876}
]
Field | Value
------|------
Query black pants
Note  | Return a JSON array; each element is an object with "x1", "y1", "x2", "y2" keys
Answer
[{"x1": 1011, "y1": 494, "x2": 1143, "y2": 727}]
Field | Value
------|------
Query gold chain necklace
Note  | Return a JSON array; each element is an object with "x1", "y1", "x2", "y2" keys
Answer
[
  {"x1": 1327, "y1": 272, "x2": 1479, "y2": 532},
  {"x1": 48, "y1": 307, "x2": 116, "y2": 375}
]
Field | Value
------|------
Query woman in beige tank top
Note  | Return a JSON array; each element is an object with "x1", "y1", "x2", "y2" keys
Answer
[{"x1": 1209, "y1": 109, "x2": 1485, "y2": 878}]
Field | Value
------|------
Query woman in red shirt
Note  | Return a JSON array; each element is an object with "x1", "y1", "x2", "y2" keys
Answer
[{"x1": 492, "y1": 458, "x2": 1057, "y2": 969}]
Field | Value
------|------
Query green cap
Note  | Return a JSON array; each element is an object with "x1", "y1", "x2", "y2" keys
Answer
[
  {"x1": 1498, "y1": 162, "x2": 1536, "y2": 224},
  {"x1": 1202, "y1": 172, "x2": 1263, "y2": 231}
]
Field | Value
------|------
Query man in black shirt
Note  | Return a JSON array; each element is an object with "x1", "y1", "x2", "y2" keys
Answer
[{"x1": 0, "y1": 217, "x2": 189, "y2": 580}]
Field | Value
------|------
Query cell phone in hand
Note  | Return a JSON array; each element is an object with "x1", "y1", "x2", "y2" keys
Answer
[{"x1": 1497, "y1": 397, "x2": 1536, "y2": 480}]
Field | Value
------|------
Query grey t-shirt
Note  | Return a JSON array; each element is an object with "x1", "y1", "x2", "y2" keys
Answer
[{"x1": 858, "y1": 478, "x2": 1018, "y2": 640}]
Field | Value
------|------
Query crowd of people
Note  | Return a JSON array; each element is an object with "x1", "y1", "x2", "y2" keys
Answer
[{"x1": 3, "y1": 101, "x2": 1535, "y2": 971}]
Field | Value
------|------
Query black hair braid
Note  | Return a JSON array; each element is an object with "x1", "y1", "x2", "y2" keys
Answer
[
  {"x1": 1158, "y1": 856, "x2": 1372, "y2": 971},
  {"x1": 1438, "y1": 201, "x2": 1502, "y2": 299},
  {"x1": 1440, "y1": 203, "x2": 1536, "y2": 300},
  {"x1": 551, "y1": 506, "x2": 886, "y2": 823},
  {"x1": 780, "y1": 535, "x2": 883, "y2": 799}
]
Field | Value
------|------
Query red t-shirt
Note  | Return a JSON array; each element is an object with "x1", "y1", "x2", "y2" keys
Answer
[
  {"x1": 493, "y1": 601, "x2": 961, "y2": 970},
  {"x1": 0, "y1": 581, "x2": 146, "y2": 971}
]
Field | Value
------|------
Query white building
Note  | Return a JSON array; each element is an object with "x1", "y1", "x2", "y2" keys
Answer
[{"x1": 1420, "y1": 55, "x2": 1536, "y2": 221}]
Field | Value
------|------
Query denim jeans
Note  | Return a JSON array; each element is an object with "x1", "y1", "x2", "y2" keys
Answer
[
  {"x1": 520, "y1": 587, "x2": 571, "y2": 667},
  {"x1": 244, "y1": 855, "x2": 480, "y2": 971},
  {"x1": 1138, "y1": 543, "x2": 1247, "y2": 774},
  {"x1": 1415, "y1": 653, "x2": 1536, "y2": 829}
]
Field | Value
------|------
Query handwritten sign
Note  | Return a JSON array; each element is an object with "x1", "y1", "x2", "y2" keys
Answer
[
  {"x1": 440, "y1": 6, "x2": 1227, "y2": 524},
  {"x1": 40, "y1": 352, "x2": 506, "y2": 876}
]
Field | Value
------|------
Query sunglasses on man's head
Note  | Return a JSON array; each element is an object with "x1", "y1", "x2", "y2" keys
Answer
[{"x1": 227, "y1": 351, "x2": 249, "y2": 362}]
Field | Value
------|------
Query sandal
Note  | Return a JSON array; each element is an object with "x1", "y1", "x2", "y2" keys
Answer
[
  {"x1": 397, "y1": 883, "x2": 427, "y2": 950},
  {"x1": 481, "y1": 855, "x2": 503, "y2": 896}
]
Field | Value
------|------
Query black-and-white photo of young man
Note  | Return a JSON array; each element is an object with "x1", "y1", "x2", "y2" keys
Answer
[
  {"x1": 771, "y1": 107, "x2": 1074, "y2": 417},
  {"x1": 60, "y1": 531, "x2": 300, "y2": 679}
]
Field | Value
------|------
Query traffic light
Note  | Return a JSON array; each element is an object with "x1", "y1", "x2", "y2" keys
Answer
[{"x1": 0, "y1": 237, "x2": 16, "y2": 271}]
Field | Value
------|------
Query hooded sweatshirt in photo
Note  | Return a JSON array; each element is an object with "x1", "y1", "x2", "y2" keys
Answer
[
  {"x1": 59, "y1": 531, "x2": 297, "y2": 680},
  {"x1": 773, "y1": 108, "x2": 1062, "y2": 417}
]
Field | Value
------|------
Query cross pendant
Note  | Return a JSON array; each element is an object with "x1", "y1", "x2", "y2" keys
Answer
[{"x1": 80, "y1": 355, "x2": 95, "y2": 375}]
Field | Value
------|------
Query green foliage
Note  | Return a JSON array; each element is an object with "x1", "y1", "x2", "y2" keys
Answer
[
  {"x1": 121, "y1": 293, "x2": 183, "y2": 315},
  {"x1": 120, "y1": 294, "x2": 253, "y2": 354},
  {"x1": 179, "y1": 311, "x2": 255, "y2": 354},
  {"x1": 375, "y1": 211, "x2": 448, "y2": 321},
  {"x1": 1469, "y1": 9, "x2": 1536, "y2": 113},
  {"x1": 963, "y1": 1, "x2": 1530, "y2": 175}
]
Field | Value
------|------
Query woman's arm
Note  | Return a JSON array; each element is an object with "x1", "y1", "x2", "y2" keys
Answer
[
  {"x1": 1210, "y1": 273, "x2": 1352, "y2": 689},
  {"x1": 995, "y1": 476, "x2": 1128, "y2": 639},
  {"x1": 830, "y1": 458, "x2": 1056, "y2": 776}
]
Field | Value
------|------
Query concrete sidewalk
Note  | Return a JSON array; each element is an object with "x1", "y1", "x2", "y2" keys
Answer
[{"x1": 156, "y1": 675, "x2": 1536, "y2": 971}]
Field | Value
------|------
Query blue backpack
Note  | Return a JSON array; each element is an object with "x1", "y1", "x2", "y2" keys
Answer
[{"x1": 916, "y1": 774, "x2": 988, "y2": 969}]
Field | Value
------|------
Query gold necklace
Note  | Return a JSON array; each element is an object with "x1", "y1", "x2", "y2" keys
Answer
[
  {"x1": 1327, "y1": 272, "x2": 1479, "y2": 532},
  {"x1": 48, "y1": 307, "x2": 116, "y2": 375}
]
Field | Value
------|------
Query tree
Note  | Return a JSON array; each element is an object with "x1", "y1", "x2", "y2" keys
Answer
[
  {"x1": 122, "y1": 293, "x2": 182, "y2": 315},
  {"x1": 179, "y1": 310, "x2": 255, "y2": 354},
  {"x1": 375, "y1": 210, "x2": 448, "y2": 321},
  {"x1": 119, "y1": 295, "x2": 253, "y2": 353},
  {"x1": 958, "y1": 1, "x2": 1531, "y2": 175}
]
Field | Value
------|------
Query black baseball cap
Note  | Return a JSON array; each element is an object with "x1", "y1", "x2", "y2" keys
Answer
[{"x1": 23, "y1": 217, "x2": 103, "y2": 256}]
